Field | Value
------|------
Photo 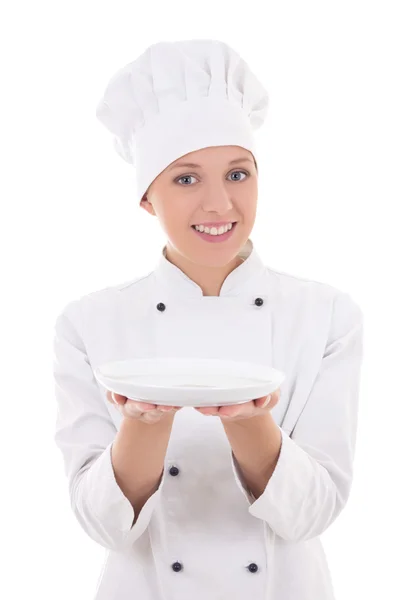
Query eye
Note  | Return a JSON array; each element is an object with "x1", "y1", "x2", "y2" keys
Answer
[
  {"x1": 228, "y1": 170, "x2": 248, "y2": 181},
  {"x1": 176, "y1": 175, "x2": 198, "y2": 185},
  {"x1": 175, "y1": 170, "x2": 249, "y2": 186}
]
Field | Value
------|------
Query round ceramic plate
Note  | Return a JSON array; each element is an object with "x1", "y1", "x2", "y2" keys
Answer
[{"x1": 94, "y1": 357, "x2": 285, "y2": 407}]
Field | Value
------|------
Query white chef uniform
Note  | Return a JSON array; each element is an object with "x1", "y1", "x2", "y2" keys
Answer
[{"x1": 53, "y1": 237, "x2": 364, "y2": 600}]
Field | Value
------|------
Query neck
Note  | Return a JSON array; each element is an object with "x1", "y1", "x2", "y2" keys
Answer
[{"x1": 165, "y1": 244, "x2": 245, "y2": 297}]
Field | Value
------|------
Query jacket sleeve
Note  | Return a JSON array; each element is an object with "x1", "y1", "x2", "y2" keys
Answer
[
  {"x1": 52, "y1": 299, "x2": 167, "y2": 552},
  {"x1": 233, "y1": 291, "x2": 364, "y2": 542}
]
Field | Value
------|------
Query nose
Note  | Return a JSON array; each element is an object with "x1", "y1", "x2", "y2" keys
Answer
[{"x1": 200, "y1": 182, "x2": 234, "y2": 214}]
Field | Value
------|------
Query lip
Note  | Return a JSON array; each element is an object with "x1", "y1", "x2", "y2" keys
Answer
[
  {"x1": 191, "y1": 221, "x2": 237, "y2": 243},
  {"x1": 191, "y1": 221, "x2": 237, "y2": 227}
]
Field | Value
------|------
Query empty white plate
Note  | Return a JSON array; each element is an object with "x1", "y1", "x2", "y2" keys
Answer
[{"x1": 94, "y1": 357, "x2": 285, "y2": 407}]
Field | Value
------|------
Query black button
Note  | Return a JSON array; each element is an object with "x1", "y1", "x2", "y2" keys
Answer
[
  {"x1": 157, "y1": 302, "x2": 166, "y2": 311},
  {"x1": 169, "y1": 466, "x2": 179, "y2": 476},
  {"x1": 247, "y1": 563, "x2": 259, "y2": 573},
  {"x1": 172, "y1": 561, "x2": 183, "y2": 572},
  {"x1": 254, "y1": 298, "x2": 264, "y2": 307}
]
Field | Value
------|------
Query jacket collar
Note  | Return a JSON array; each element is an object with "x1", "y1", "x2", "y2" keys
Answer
[{"x1": 153, "y1": 238, "x2": 267, "y2": 298}]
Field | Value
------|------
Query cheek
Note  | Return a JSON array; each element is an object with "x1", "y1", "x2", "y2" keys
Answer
[
  {"x1": 162, "y1": 199, "x2": 194, "y2": 227},
  {"x1": 160, "y1": 213, "x2": 194, "y2": 246}
]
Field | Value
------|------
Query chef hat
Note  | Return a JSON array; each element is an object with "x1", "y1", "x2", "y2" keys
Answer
[{"x1": 96, "y1": 39, "x2": 269, "y2": 202}]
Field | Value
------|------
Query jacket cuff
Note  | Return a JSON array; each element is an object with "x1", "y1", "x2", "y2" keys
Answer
[
  {"x1": 248, "y1": 427, "x2": 318, "y2": 534},
  {"x1": 84, "y1": 441, "x2": 167, "y2": 544}
]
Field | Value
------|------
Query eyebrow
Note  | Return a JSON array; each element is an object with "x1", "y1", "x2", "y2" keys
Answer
[{"x1": 168, "y1": 157, "x2": 254, "y2": 170}]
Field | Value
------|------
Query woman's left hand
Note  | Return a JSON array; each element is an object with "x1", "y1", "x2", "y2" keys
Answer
[{"x1": 194, "y1": 388, "x2": 281, "y2": 422}]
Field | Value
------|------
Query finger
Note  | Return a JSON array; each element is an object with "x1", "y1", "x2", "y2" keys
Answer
[
  {"x1": 218, "y1": 400, "x2": 252, "y2": 416},
  {"x1": 218, "y1": 400, "x2": 256, "y2": 419},
  {"x1": 217, "y1": 405, "x2": 241, "y2": 417},
  {"x1": 106, "y1": 390, "x2": 120, "y2": 403},
  {"x1": 126, "y1": 399, "x2": 156, "y2": 412},
  {"x1": 110, "y1": 391, "x2": 127, "y2": 405},
  {"x1": 123, "y1": 401, "x2": 164, "y2": 422},
  {"x1": 255, "y1": 395, "x2": 272, "y2": 409},
  {"x1": 142, "y1": 409, "x2": 162, "y2": 422},
  {"x1": 195, "y1": 406, "x2": 219, "y2": 416},
  {"x1": 121, "y1": 401, "x2": 144, "y2": 419}
]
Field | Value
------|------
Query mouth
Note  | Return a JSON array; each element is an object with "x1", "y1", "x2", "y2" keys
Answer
[
  {"x1": 191, "y1": 222, "x2": 237, "y2": 231},
  {"x1": 190, "y1": 221, "x2": 238, "y2": 242}
]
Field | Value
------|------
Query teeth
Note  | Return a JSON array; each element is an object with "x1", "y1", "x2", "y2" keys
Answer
[{"x1": 194, "y1": 223, "x2": 234, "y2": 235}]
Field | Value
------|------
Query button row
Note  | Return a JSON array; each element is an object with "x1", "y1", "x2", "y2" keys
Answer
[
  {"x1": 168, "y1": 466, "x2": 259, "y2": 574},
  {"x1": 157, "y1": 298, "x2": 264, "y2": 312},
  {"x1": 171, "y1": 561, "x2": 259, "y2": 572}
]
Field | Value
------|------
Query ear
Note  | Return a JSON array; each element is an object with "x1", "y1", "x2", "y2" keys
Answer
[{"x1": 140, "y1": 195, "x2": 156, "y2": 217}]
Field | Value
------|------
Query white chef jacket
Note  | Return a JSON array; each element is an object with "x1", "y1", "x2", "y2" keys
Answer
[{"x1": 53, "y1": 238, "x2": 364, "y2": 600}]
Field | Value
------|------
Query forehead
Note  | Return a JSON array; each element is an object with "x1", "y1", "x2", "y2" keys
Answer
[{"x1": 168, "y1": 155, "x2": 254, "y2": 171}]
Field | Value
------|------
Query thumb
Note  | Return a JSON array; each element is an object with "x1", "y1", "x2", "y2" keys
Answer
[{"x1": 112, "y1": 392, "x2": 126, "y2": 405}]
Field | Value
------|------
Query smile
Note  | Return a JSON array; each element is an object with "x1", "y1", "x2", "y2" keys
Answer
[{"x1": 191, "y1": 222, "x2": 237, "y2": 243}]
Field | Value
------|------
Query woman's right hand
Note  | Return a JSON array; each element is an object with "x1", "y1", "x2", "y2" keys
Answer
[{"x1": 105, "y1": 390, "x2": 183, "y2": 424}]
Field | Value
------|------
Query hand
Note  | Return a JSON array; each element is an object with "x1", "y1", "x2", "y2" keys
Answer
[
  {"x1": 193, "y1": 388, "x2": 281, "y2": 422},
  {"x1": 105, "y1": 390, "x2": 183, "y2": 424}
]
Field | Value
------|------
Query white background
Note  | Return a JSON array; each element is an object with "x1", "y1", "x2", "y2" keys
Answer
[{"x1": 2, "y1": 1, "x2": 399, "y2": 598}]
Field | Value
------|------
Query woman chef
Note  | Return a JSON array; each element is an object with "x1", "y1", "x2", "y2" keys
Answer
[{"x1": 52, "y1": 40, "x2": 364, "y2": 600}]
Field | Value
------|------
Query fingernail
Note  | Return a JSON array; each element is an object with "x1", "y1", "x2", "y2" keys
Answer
[
  {"x1": 111, "y1": 392, "x2": 118, "y2": 404},
  {"x1": 261, "y1": 395, "x2": 271, "y2": 408}
]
